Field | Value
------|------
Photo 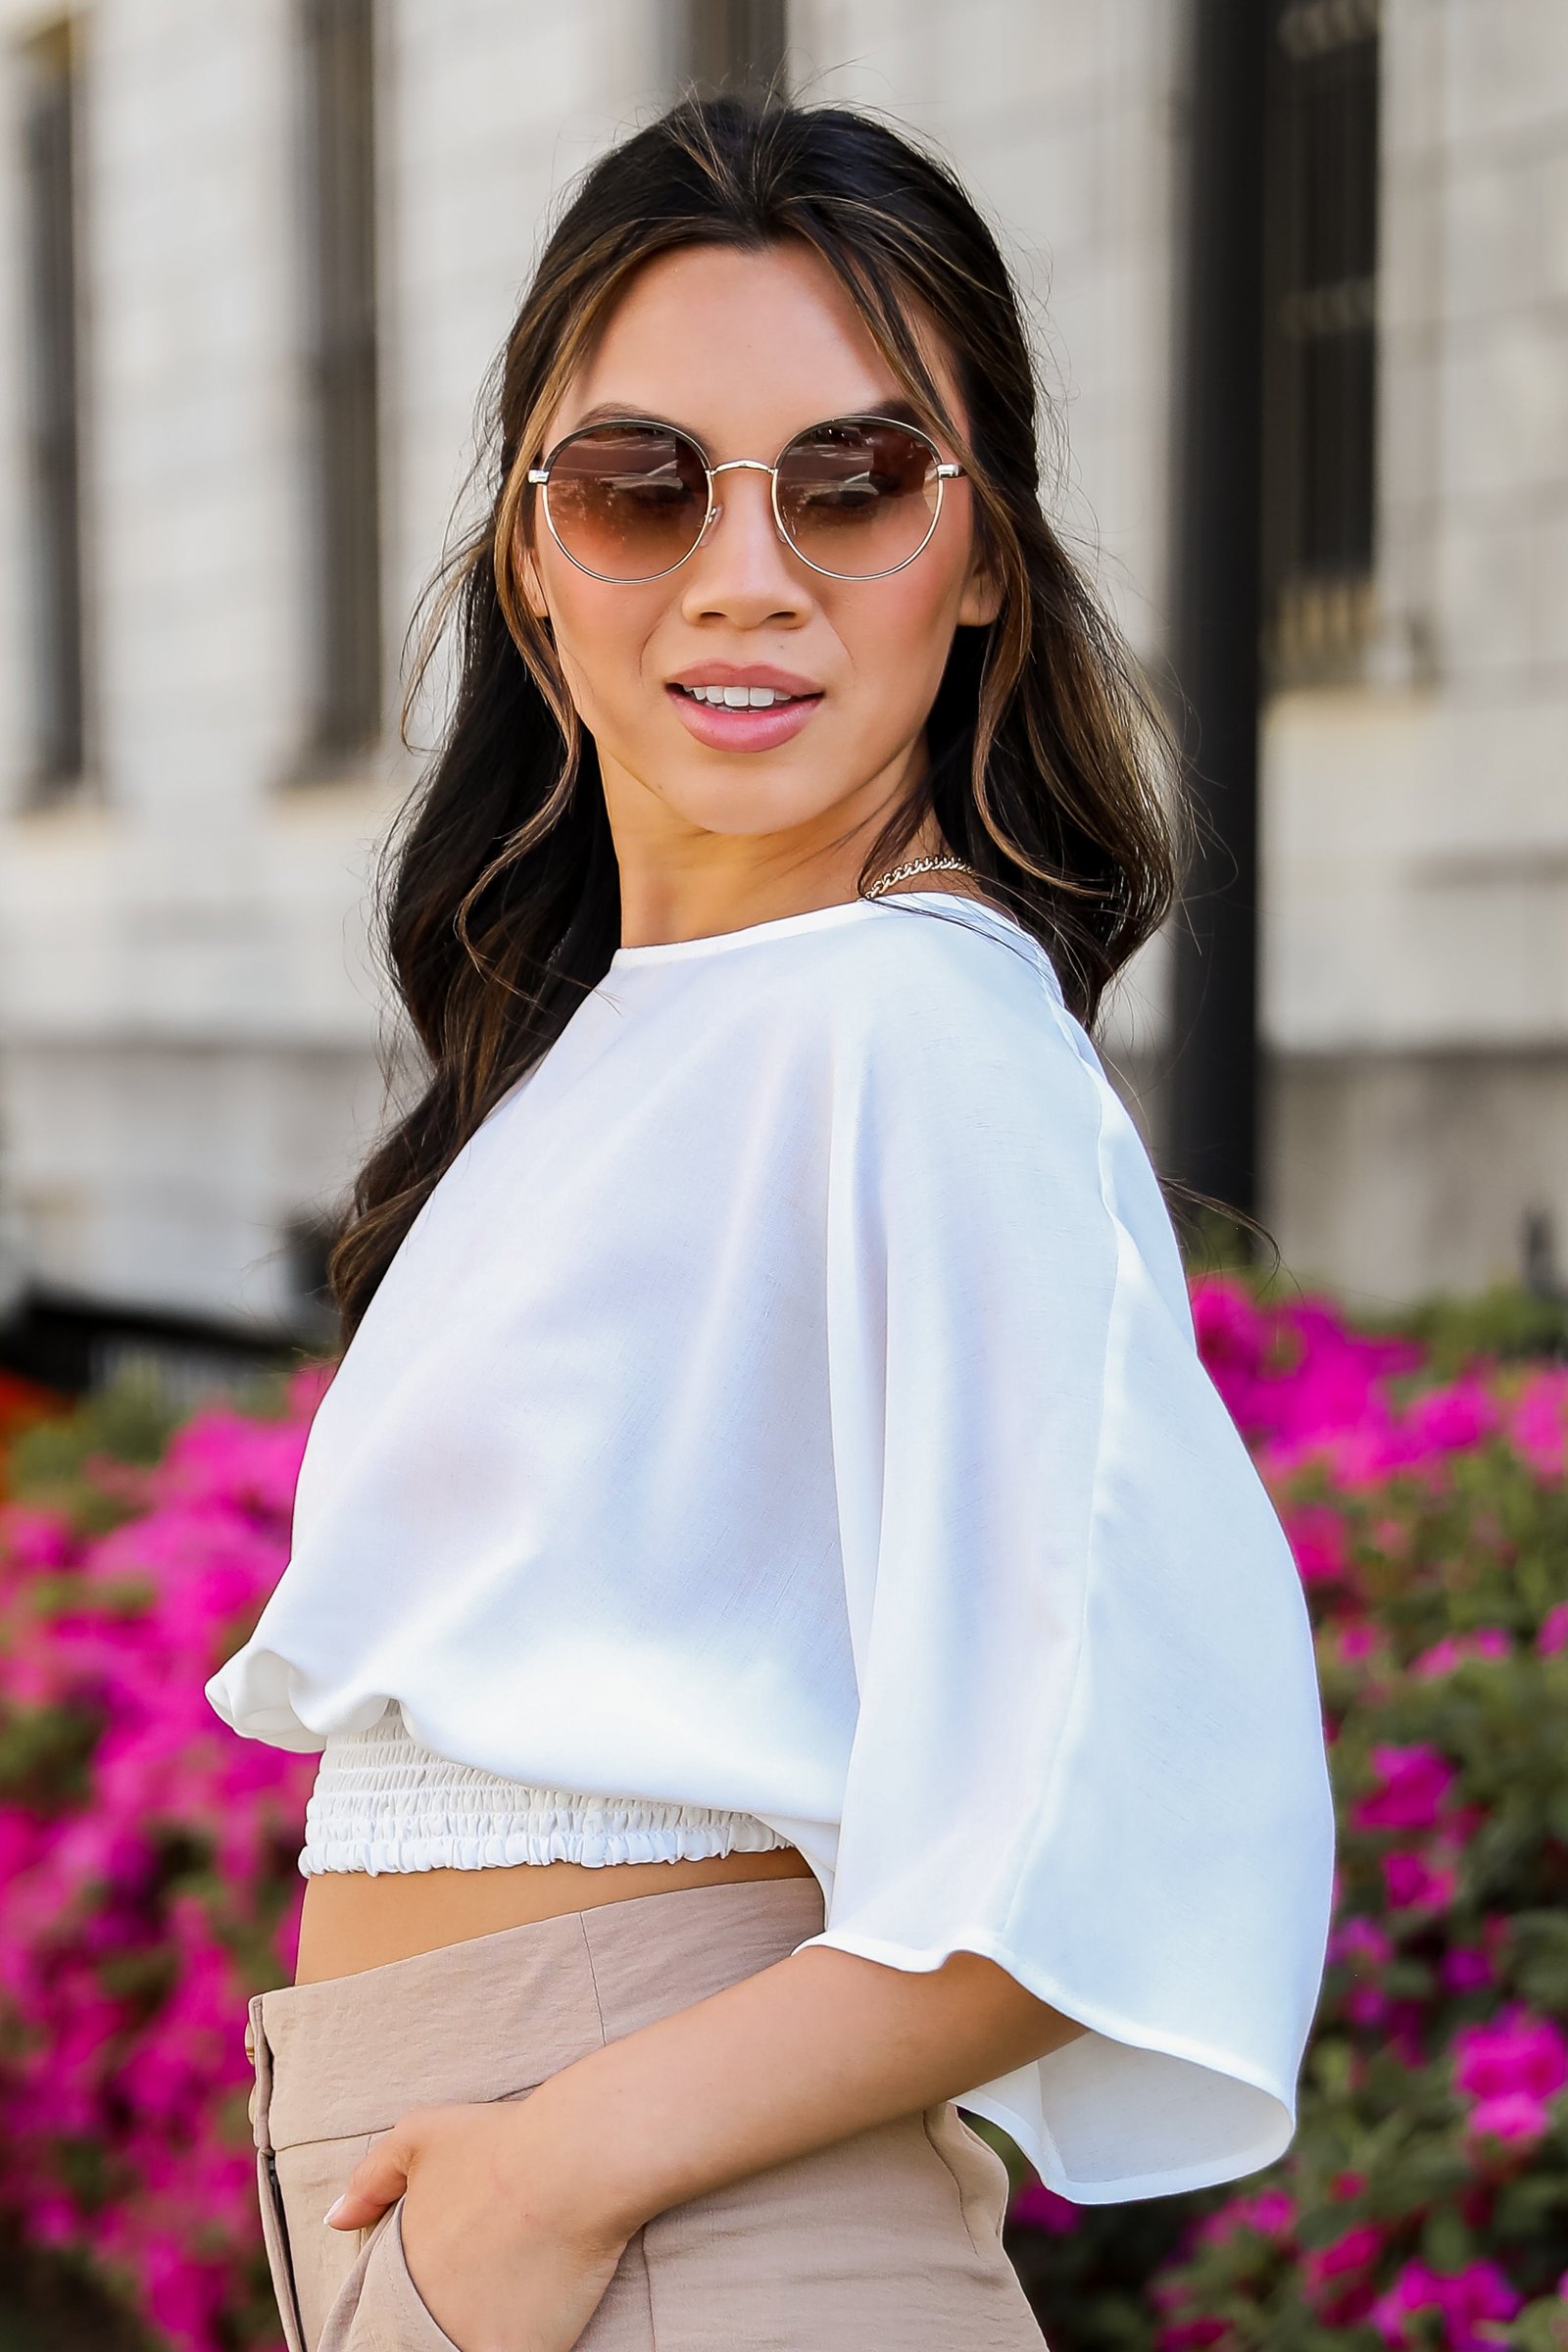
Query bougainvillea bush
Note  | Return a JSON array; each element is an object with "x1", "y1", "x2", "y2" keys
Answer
[
  {"x1": 1005, "y1": 1285, "x2": 1568, "y2": 2352},
  {"x1": 0, "y1": 1286, "x2": 1564, "y2": 2350},
  {"x1": 0, "y1": 1368, "x2": 327, "y2": 2350}
]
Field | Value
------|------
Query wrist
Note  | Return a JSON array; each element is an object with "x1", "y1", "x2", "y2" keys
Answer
[{"x1": 504, "y1": 2055, "x2": 662, "y2": 2246}]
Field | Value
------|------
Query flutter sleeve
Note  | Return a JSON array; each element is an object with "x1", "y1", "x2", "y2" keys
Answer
[{"x1": 797, "y1": 921, "x2": 1336, "y2": 2204}]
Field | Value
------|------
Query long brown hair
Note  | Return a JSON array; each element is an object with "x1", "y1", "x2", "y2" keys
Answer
[{"x1": 328, "y1": 93, "x2": 1188, "y2": 1347}]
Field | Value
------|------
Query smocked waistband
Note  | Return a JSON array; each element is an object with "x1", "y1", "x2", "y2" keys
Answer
[{"x1": 299, "y1": 1704, "x2": 795, "y2": 1876}]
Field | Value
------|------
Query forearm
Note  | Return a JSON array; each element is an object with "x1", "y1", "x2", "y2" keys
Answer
[{"x1": 520, "y1": 1941, "x2": 1085, "y2": 2240}]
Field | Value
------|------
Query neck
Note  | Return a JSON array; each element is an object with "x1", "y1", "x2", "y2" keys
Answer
[{"x1": 603, "y1": 743, "x2": 956, "y2": 950}]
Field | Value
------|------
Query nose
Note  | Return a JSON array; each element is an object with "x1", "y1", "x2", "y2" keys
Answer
[{"x1": 678, "y1": 461, "x2": 812, "y2": 630}]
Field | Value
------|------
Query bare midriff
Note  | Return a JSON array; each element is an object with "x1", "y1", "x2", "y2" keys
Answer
[{"x1": 293, "y1": 1842, "x2": 817, "y2": 1985}]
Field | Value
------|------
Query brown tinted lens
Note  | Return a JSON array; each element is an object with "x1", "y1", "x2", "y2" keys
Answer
[
  {"x1": 775, "y1": 419, "x2": 941, "y2": 576},
  {"x1": 542, "y1": 423, "x2": 709, "y2": 580}
]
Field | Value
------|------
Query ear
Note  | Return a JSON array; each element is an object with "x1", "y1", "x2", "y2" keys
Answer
[{"x1": 956, "y1": 539, "x2": 1003, "y2": 628}]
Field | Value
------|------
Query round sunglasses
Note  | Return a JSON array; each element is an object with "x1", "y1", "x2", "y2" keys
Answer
[{"x1": 525, "y1": 413, "x2": 963, "y2": 585}]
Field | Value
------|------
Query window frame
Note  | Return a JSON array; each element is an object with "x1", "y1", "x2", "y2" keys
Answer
[
  {"x1": 1259, "y1": 0, "x2": 1382, "y2": 687},
  {"x1": 297, "y1": 0, "x2": 384, "y2": 769}
]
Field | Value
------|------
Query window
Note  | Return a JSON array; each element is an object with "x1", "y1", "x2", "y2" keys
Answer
[
  {"x1": 1260, "y1": 0, "x2": 1380, "y2": 680},
  {"x1": 683, "y1": 0, "x2": 788, "y2": 98},
  {"x1": 300, "y1": 0, "x2": 382, "y2": 760},
  {"x1": 19, "y1": 19, "x2": 85, "y2": 794}
]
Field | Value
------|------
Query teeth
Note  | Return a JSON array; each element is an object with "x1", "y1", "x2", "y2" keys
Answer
[{"x1": 681, "y1": 684, "x2": 799, "y2": 708}]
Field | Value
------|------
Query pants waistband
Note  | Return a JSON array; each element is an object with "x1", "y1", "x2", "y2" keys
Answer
[{"x1": 249, "y1": 1874, "x2": 827, "y2": 2153}]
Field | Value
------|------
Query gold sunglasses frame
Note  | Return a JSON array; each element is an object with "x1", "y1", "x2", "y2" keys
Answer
[{"x1": 525, "y1": 412, "x2": 964, "y2": 585}]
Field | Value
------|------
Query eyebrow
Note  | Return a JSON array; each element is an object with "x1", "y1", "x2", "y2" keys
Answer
[{"x1": 561, "y1": 396, "x2": 933, "y2": 443}]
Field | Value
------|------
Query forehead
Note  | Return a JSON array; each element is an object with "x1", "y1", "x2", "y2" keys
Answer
[{"x1": 550, "y1": 239, "x2": 959, "y2": 458}]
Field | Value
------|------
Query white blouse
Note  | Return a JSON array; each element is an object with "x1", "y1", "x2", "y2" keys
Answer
[{"x1": 205, "y1": 889, "x2": 1335, "y2": 2206}]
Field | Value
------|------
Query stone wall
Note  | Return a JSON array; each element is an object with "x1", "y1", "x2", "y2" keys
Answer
[
  {"x1": 0, "y1": 0, "x2": 657, "y2": 1332},
  {"x1": 1, "y1": 1, "x2": 1564, "y2": 1329},
  {"x1": 1262, "y1": 0, "x2": 1568, "y2": 1304}
]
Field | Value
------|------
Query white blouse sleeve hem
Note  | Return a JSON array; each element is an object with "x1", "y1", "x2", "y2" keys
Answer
[
  {"x1": 793, "y1": 1904, "x2": 1299, "y2": 2202},
  {"x1": 958, "y1": 2082, "x2": 1294, "y2": 2209}
]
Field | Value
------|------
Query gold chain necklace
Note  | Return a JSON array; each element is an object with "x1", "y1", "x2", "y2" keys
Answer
[{"x1": 863, "y1": 854, "x2": 974, "y2": 900}]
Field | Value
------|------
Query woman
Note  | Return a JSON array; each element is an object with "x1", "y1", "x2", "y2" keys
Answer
[{"x1": 206, "y1": 94, "x2": 1335, "y2": 2352}]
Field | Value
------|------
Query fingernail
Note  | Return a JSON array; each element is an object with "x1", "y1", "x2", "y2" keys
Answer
[{"x1": 323, "y1": 2195, "x2": 349, "y2": 2226}]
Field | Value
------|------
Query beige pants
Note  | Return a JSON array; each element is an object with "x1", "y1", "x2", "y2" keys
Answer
[{"x1": 246, "y1": 1874, "x2": 1048, "y2": 2349}]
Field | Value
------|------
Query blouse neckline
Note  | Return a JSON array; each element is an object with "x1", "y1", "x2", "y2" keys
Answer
[{"x1": 608, "y1": 889, "x2": 1030, "y2": 968}]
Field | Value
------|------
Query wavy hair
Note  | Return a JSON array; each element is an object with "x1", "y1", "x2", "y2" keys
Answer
[{"x1": 327, "y1": 93, "x2": 1188, "y2": 1345}]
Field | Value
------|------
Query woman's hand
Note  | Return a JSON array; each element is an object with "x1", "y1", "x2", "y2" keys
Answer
[{"x1": 324, "y1": 2096, "x2": 632, "y2": 2352}]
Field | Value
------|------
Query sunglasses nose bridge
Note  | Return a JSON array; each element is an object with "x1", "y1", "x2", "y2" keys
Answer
[{"x1": 690, "y1": 459, "x2": 792, "y2": 562}]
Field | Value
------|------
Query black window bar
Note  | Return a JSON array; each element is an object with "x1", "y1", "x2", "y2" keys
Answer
[
  {"x1": 683, "y1": 0, "x2": 788, "y2": 99},
  {"x1": 301, "y1": 0, "x2": 382, "y2": 760},
  {"x1": 20, "y1": 18, "x2": 86, "y2": 794},
  {"x1": 1261, "y1": 0, "x2": 1380, "y2": 680}
]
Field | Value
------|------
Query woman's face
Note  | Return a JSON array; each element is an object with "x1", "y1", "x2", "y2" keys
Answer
[{"x1": 519, "y1": 240, "x2": 998, "y2": 897}]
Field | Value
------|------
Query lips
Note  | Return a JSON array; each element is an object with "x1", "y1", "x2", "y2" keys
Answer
[{"x1": 663, "y1": 662, "x2": 824, "y2": 753}]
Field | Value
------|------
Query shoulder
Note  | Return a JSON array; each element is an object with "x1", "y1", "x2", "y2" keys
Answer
[
  {"x1": 807, "y1": 899, "x2": 1181, "y2": 1261},
  {"x1": 803, "y1": 896, "x2": 1070, "y2": 1043},
  {"x1": 794, "y1": 895, "x2": 1095, "y2": 1109}
]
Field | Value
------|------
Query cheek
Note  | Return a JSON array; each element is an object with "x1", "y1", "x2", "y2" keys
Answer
[
  {"x1": 830, "y1": 566, "x2": 962, "y2": 724},
  {"x1": 543, "y1": 568, "x2": 666, "y2": 721}
]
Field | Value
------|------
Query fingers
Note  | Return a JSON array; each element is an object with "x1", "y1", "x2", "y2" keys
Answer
[{"x1": 322, "y1": 2107, "x2": 431, "y2": 2229}]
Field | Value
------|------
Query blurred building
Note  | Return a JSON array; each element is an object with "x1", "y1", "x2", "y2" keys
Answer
[{"x1": 0, "y1": 0, "x2": 1563, "y2": 1387}]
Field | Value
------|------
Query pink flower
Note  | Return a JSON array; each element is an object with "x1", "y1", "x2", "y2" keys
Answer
[
  {"x1": 1371, "y1": 2258, "x2": 1522, "y2": 2351},
  {"x1": 1331, "y1": 1918, "x2": 1396, "y2": 2025},
  {"x1": 1352, "y1": 1743, "x2": 1456, "y2": 1833},
  {"x1": 1194, "y1": 2188, "x2": 1296, "y2": 2247},
  {"x1": 1191, "y1": 1279, "x2": 1419, "y2": 1458},
  {"x1": 1189, "y1": 1277, "x2": 1281, "y2": 1433},
  {"x1": 1307, "y1": 2224, "x2": 1383, "y2": 2287},
  {"x1": 1404, "y1": 1379, "x2": 1501, "y2": 1454},
  {"x1": 1303, "y1": 2223, "x2": 1385, "y2": 2323},
  {"x1": 1384, "y1": 1998, "x2": 1427, "y2": 2067},
  {"x1": 1539, "y1": 1601, "x2": 1568, "y2": 1658},
  {"x1": 1330, "y1": 1915, "x2": 1394, "y2": 1968},
  {"x1": 1509, "y1": 1367, "x2": 1568, "y2": 1481},
  {"x1": 1286, "y1": 1502, "x2": 1350, "y2": 1587},
  {"x1": 1007, "y1": 2177, "x2": 1080, "y2": 2234},
  {"x1": 1412, "y1": 1629, "x2": 1511, "y2": 1678},
  {"x1": 1452, "y1": 2005, "x2": 1568, "y2": 2103},
  {"x1": 1465, "y1": 2091, "x2": 1551, "y2": 2151},
  {"x1": 1382, "y1": 1847, "x2": 1458, "y2": 1912},
  {"x1": 287, "y1": 1355, "x2": 336, "y2": 1413},
  {"x1": 1441, "y1": 1945, "x2": 1494, "y2": 1993},
  {"x1": 0, "y1": 1504, "x2": 77, "y2": 1570}
]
